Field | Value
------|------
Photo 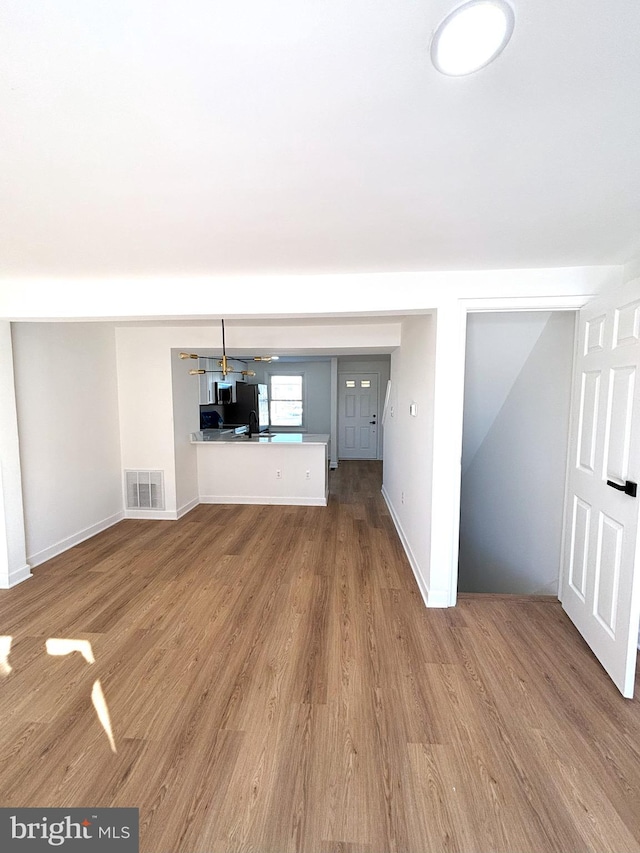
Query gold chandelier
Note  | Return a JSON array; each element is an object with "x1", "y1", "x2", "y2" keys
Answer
[{"x1": 179, "y1": 320, "x2": 279, "y2": 378}]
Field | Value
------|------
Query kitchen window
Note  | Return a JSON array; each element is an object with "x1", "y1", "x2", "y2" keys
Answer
[{"x1": 269, "y1": 374, "x2": 304, "y2": 427}]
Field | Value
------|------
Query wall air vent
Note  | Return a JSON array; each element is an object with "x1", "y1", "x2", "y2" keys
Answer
[{"x1": 125, "y1": 470, "x2": 165, "y2": 510}]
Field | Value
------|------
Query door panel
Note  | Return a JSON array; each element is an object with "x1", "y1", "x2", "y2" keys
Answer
[
  {"x1": 577, "y1": 371, "x2": 600, "y2": 472},
  {"x1": 338, "y1": 373, "x2": 379, "y2": 459},
  {"x1": 615, "y1": 299, "x2": 640, "y2": 346},
  {"x1": 586, "y1": 314, "x2": 606, "y2": 353},
  {"x1": 603, "y1": 366, "x2": 635, "y2": 477},
  {"x1": 359, "y1": 394, "x2": 372, "y2": 418},
  {"x1": 561, "y1": 277, "x2": 640, "y2": 697},
  {"x1": 345, "y1": 395, "x2": 356, "y2": 418},
  {"x1": 568, "y1": 496, "x2": 590, "y2": 599},
  {"x1": 359, "y1": 427, "x2": 371, "y2": 449},
  {"x1": 593, "y1": 513, "x2": 622, "y2": 636}
]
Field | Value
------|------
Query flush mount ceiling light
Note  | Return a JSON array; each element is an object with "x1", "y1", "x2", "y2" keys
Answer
[{"x1": 431, "y1": 0, "x2": 515, "y2": 76}]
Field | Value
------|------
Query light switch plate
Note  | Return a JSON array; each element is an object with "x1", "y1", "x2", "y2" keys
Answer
[{"x1": 410, "y1": 402, "x2": 418, "y2": 417}]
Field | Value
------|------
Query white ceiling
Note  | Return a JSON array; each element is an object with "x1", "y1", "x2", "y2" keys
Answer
[{"x1": 2, "y1": 0, "x2": 640, "y2": 278}]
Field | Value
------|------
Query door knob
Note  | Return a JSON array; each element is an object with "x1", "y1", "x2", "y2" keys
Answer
[{"x1": 606, "y1": 479, "x2": 637, "y2": 497}]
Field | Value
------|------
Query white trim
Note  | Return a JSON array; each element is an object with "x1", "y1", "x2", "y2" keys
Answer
[
  {"x1": 0, "y1": 564, "x2": 33, "y2": 589},
  {"x1": 447, "y1": 296, "x2": 591, "y2": 609},
  {"x1": 124, "y1": 509, "x2": 179, "y2": 520},
  {"x1": 330, "y1": 357, "x2": 339, "y2": 469},
  {"x1": 460, "y1": 295, "x2": 593, "y2": 312},
  {"x1": 199, "y1": 495, "x2": 327, "y2": 506},
  {"x1": 431, "y1": 301, "x2": 467, "y2": 608},
  {"x1": 27, "y1": 511, "x2": 124, "y2": 568},
  {"x1": 266, "y1": 369, "x2": 306, "y2": 430},
  {"x1": 558, "y1": 309, "x2": 581, "y2": 605},
  {"x1": 426, "y1": 588, "x2": 452, "y2": 608},
  {"x1": 381, "y1": 485, "x2": 447, "y2": 608},
  {"x1": 177, "y1": 497, "x2": 200, "y2": 519}
]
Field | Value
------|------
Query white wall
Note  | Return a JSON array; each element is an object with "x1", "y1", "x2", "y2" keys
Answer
[
  {"x1": 0, "y1": 267, "x2": 620, "y2": 594},
  {"x1": 171, "y1": 349, "x2": 200, "y2": 516},
  {"x1": 116, "y1": 328, "x2": 177, "y2": 516},
  {"x1": 12, "y1": 322, "x2": 123, "y2": 566},
  {"x1": 338, "y1": 356, "x2": 390, "y2": 459},
  {"x1": 115, "y1": 323, "x2": 401, "y2": 518},
  {"x1": 0, "y1": 322, "x2": 29, "y2": 586},
  {"x1": 0, "y1": 266, "x2": 619, "y2": 320},
  {"x1": 458, "y1": 312, "x2": 575, "y2": 594},
  {"x1": 382, "y1": 315, "x2": 436, "y2": 605}
]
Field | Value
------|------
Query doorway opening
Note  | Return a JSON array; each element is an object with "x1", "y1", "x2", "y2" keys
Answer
[
  {"x1": 458, "y1": 311, "x2": 576, "y2": 594},
  {"x1": 337, "y1": 356, "x2": 391, "y2": 461}
]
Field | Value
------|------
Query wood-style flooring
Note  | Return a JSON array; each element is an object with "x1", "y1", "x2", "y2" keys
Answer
[{"x1": 1, "y1": 460, "x2": 639, "y2": 852}]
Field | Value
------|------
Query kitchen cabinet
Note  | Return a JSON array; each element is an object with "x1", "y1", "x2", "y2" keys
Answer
[{"x1": 198, "y1": 358, "x2": 248, "y2": 406}]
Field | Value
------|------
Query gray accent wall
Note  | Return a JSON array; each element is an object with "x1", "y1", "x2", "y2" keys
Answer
[{"x1": 458, "y1": 312, "x2": 575, "y2": 595}]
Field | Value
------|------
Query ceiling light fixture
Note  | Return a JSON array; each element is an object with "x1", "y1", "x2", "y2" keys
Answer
[
  {"x1": 179, "y1": 320, "x2": 276, "y2": 377},
  {"x1": 430, "y1": 0, "x2": 515, "y2": 76}
]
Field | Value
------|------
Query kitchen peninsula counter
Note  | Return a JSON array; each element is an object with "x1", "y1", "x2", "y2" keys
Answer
[
  {"x1": 191, "y1": 432, "x2": 330, "y2": 506},
  {"x1": 191, "y1": 431, "x2": 329, "y2": 445}
]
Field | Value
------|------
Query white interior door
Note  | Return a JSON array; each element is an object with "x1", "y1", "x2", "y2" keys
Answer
[
  {"x1": 338, "y1": 373, "x2": 379, "y2": 459},
  {"x1": 561, "y1": 278, "x2": 640, "y2": 697}
]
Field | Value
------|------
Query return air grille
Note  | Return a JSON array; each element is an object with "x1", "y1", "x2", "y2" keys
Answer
[{"x1": 125, "y1": 470, "x2": 165, "y2": 510}]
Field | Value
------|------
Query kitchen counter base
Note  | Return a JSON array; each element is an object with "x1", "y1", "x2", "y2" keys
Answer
[
  {"x1": 195, "y1": 436, "x2": 329, "y2": 507},
  {"x1": 199, "y1": 494, "x2": 327, "y2": 507}
]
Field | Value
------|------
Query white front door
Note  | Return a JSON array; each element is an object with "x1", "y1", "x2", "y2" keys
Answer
[
  {"x1": 561, "y1": 277, "x2": 640, "y2": 697},
  {"x1": 338, "y1": 373, "x2": 379, "y2": 459}
]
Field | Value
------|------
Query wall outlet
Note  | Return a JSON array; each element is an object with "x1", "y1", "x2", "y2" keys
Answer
[
  {"x1": 305, "y1": 469, "x2": 310, "y2": 480},
  {"x1": 276, "y1": 469, "x2": 282, "y2": 479},
  {"x1": 401, "y1": 491, "x2": 405, "y2": 504}
]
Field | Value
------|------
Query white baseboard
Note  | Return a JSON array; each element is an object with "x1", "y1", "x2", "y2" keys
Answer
[
  {"x1": 177, "y1": 497, "x2": 200, "y2": 519},
  {"x1": 124, "y1": 509, "x2": 178, "y2": 520},
  {"x1": 381, "y1": 486, "x2": 448, "y2": 609},
  {"x1": 426, "y1": 588, "x2": 452, "y2": 608},
  {"x1": 199, "y1": 495, "x2": 327, "y2": 506},
  {"x1": 0, "y1": 564, "x2": 33, "y2": 589},
  {"x1": 27, "y1": 511, "x2": 124, "y2": 568}
]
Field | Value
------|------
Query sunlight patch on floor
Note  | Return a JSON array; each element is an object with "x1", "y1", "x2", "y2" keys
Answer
[
  {"x1": 46, "y1": 637, "x2": 116, "y2": 753},
  {"x1": 0, "y1": 636, "x2": 12, "y2": 676},
  {"x1": 45, "y1": 637, "x2": 95, "y2": 664}
]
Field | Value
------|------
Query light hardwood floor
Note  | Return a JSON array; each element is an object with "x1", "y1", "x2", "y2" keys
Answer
[{"x1": 1, "y1": 461, "x2": 639, "y2": 852}]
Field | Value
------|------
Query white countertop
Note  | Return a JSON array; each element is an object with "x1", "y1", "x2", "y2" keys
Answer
[{"x1": 191, "y1": 431, "x2": 330, "y2": 445}]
